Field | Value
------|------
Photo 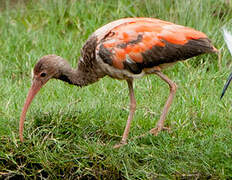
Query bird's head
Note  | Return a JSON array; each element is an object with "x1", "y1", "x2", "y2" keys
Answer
[{"x1": 19, "y1": 54, "x2": 70, "y2": 142}]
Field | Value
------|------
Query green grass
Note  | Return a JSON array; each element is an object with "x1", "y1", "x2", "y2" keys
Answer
[{"x1": 1, "y1": 0, "x2": 232, "y2": 179}]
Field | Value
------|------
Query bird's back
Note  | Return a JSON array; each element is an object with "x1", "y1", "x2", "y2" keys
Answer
[{"x1": 82, "y1": 18, "x2": 217, "y2": 79}]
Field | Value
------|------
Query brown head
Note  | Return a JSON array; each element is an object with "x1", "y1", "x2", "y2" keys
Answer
[{"x1": 19, "y1": 54, "x2": 71, "y2": 142}]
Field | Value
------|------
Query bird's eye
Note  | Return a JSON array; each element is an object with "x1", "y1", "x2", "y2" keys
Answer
[{"x1": 40, "y1": 72, "x2": 47, "y2": 77}]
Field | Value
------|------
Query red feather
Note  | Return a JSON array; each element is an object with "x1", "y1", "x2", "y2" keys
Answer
[{"x1": 97, "y1": 18, "x2": 214, "y2": 71}]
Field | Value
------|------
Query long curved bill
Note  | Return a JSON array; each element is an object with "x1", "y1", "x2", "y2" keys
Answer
[
  {"x1": 19, "y1": 79, "x2": 43, "y2": 142},
  {"x1": 220, "y1": 72, "x2": 232, "y2": 99}
]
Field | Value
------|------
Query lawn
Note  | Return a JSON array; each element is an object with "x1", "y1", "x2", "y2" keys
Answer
[{"x1": 1, "y1": 0, "x2": 232, "y2": 179}]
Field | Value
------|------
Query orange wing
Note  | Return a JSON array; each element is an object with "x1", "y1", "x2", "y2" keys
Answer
[{"x1": 98, "y1": 19, "x2": 216, "y2": 74}]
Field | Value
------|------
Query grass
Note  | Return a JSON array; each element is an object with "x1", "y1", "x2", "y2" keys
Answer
[{"x1": 1, "y1": 0, "x2": 232, "y2": 179}]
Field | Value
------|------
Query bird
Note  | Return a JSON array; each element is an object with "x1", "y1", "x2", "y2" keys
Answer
[{"x1": 19, "y1": 17, "x2": 218, "y2": 148}]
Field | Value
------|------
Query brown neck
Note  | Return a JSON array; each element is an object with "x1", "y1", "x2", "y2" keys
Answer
[{"x1": 57, "y1": 58, "x2": 104, "y2": 87}]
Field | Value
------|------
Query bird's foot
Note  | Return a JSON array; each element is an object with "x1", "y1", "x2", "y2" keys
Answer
[
  {"x1": 131, "y1": 127, "x2": 171, "y2": 141},
  {"x1": 149, "y1": 126, "x2": 171, "y2": 136},
  {"x1": 113, "y1": 140, "x2": 127, "y2": 149}
]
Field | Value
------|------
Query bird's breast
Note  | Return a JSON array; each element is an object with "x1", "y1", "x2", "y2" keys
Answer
[
  {"x1": 96, "y1": 51, "x2": 177, "y2": 80},
  {"x1": 96, "y1": 53, "x2": 145, "y2": 80}
]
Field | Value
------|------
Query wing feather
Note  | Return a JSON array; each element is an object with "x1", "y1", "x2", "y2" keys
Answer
[{"x1": 97, "y1": 19, "x2": 216, "y2": 74}]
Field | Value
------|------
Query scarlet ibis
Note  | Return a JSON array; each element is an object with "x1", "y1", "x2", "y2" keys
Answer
[{"x1": 19, "y1": 17, "x2": 218, "y2": 147}]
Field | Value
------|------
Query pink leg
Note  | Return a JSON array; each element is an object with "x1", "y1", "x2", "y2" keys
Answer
[
  {"x1": 150, "y1": 71, "x2": 177, "y2": 135},
  {"x1": 114, "y1": 79, "x2": 136, "y2": 148}
]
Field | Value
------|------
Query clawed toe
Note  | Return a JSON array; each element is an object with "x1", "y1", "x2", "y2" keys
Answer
[
  {"x1": 150, "y1": 127, "x2": 171, "y2": 136},
  {"x1": 149, "y1": 128, "x2": 159, "y2": 136},
  {"x1": 113, "y1": 141, "x2": 127, "y2": 148},
  {"x1": 131, "y1": 127, "x2": 171, "y2": 141}
]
